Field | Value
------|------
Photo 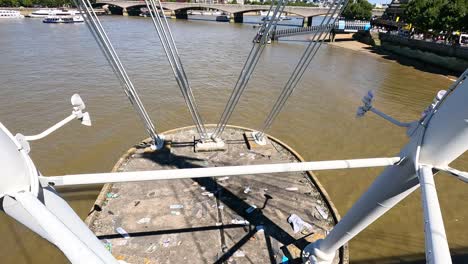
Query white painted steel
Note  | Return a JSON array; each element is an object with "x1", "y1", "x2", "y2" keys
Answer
[
  {"x1": 305, "y1": 72, "x2": 468, "y2": 264},
  {"x1": 418, "y1": 166, "x2": 452, "y2": 263},
  {"x1": 8, "y1": 191, "x2": 118, "y2": 264},
  {"x1": 41, "y1": 157, "x2": 401, "y2": 186},
  {"x1": 419, "y1": 76, "x2": 468, "y2": 167},
  {"x1": 305, "y1": 139, "x2": 421, "y2": 263},
  {"x1": 24, "y1": 114, "x2": 76, "y2": 141},
  {"x1": 0, "y1": 123, "x2": 38, "y2": 198}
]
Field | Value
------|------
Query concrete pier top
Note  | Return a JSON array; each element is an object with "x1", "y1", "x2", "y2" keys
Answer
[{"x1": 86, "y1": 125, "x2": 347, "y2": 264}]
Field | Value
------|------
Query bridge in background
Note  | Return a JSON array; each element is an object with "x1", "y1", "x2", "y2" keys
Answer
[
  {"x1": 95, "y1": 1, "x2": 383, "y2": 25},
  {"x1": 96, "y1": 1, "x2": 332, "y2": 25}
]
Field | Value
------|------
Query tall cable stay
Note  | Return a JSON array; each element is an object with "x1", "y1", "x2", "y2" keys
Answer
[
  {"x1": 144, "y1": 0, "x2": 208, "y2": 140},
  {"x1": 72, "y1": 0, "x2": 163, "y2": 147},
  {"x1": 254, "y1": 0, "x2": 348, "y2": 142},
  {"x1": 211, "y1": 0, "x2": 288, "y2": 140}
]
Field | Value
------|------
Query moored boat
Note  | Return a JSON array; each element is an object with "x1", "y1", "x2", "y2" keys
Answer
[
  {"x1": 0, "y1": 10, "x2": 24, "y2": 18},
  {"x1": 43, "y1": 15, "x2": 84, "y2": 24},
  {"x1": 215, "y1": 15, "x2": 230, "y2": 22},
  {"x1": 27, "y1": 9, "x2": 83, "y2": 18}
]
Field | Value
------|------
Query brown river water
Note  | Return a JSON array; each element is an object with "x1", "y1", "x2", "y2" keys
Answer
[{"x1": 0, "y1": 16, "x2": 466, "y2": 263}]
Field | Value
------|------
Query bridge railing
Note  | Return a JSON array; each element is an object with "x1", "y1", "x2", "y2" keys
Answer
[{"x1": 273, "y1": 20, "x2": 370, "y2": 39}]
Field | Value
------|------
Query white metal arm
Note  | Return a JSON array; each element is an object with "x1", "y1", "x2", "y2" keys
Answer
[
  {"x1": 40, "y1": 157, "x2": 401, "y2": 187},
  {"x1": 23, "y1": 94, "x2": 91, "y2": 141},
  {"x1": 418, "y1": 166, "x2": 452, "y2": 264},
  {"x1": 25, "y1": 114, "x2": 77, "y2": 141}
]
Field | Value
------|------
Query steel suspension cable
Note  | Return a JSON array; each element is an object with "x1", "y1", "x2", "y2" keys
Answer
[
  {"x1": 256, "y1": 0, "x2": 348, "y2": 140},
  {"x1": 144, "y1": 0, "x2": 208, "y2": 140},
  {"x1": 73, "y1": 0, "x2": 162, "y2": 144},
  {"x1": 211, "y1": 0, "x2": 288, "y2": 139}
]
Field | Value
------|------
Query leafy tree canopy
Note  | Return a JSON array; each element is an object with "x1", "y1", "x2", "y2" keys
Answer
[
  {"x1": 404, "y1": 0, "x2": 467, "y2": 33},
  {"x1": 342, "y1": 0, "x2": 373, "y2": 20}
]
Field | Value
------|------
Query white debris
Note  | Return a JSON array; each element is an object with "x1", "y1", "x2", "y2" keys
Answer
[
  {"x1": 245, "y1": 205, "x2": 257, "y2": 214},
  {"x1": 316, "y1": 205, "x2": 329, "y2": 219},
  {"x1": 232, "y1": 219, "x2": 249, "y2": 225},
  {"x1": 285, "y1": 187, "x2": 299, "y2": 191},
  {"x1": 116, "y1": 227, "x2": 130, "y2": 239},
  {"x1": 287, "y1": 214, "x2": 312, "y2": 234},
  {"x1": 234, "y1": 250, "x2": 246, "y2": 257},
  {"x1": 137, "y1": 217, "x2": 151, "y2": 224}
]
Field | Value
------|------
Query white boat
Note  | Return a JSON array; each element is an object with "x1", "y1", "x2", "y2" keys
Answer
[
  {"x1": 43, "y1": 15, "x2": 84, "y2": 24},
  {"x1": 28, "y1": 9, "x2": 82, "y2": 18},
  {"x1": 0, "y1": 10, "x2": 24, "y2": 18},
  {"x1": 260, "y1": 11, "x2": 290, "y2": 21}
]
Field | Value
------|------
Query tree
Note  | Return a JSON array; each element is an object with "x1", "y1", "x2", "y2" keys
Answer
[
  {"x1": 342, "y1": 0, "x2": 373, "y2": 20},
  {"x1": 404, "y1": 0, "x2": 467, "y2": 42},
  {"x1": 404, "y1": 0, "x2": 445, "y2": 33},
  {"x1": 438, "y1": 0, "x2": 467, "y2": 33}
]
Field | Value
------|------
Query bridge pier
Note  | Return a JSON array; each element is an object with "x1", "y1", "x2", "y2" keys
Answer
[
  {"x1": 173, "y1": 9, "x2": 188, "y2": 20},
  {"x1": 229, "y1": 13, "x2": 243, "y2": 23},
  {"x1": 122, "y1": 7, "x2": 128, "y2": 16},
  {"x1": 303, "y1": 16, "x2": 313, "y2": 27}
]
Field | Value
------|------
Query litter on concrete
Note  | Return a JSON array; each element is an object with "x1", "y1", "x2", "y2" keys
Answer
[
  {"x1": 103, "y1": 241, "x2": 112, "y2": 253},
  {"x1": 232, "y1": 219, "x2": 249, "y2": 225},
  {"x1": 245, "y1": 205, "x2": 257, "y2": 214},
  {"x1": 256, "y1": 225, "x2": 264, "y2": 233},
  {"x1": 234, "y1": 250, "x2": 246, "y2": 257},
  {"x1": 170, "y1": 204, "x2": 184, "y2": 209},
  {"x1": 287, "y1": 214, "x2": 312, "y2": 234},
  {"x1": 315, "y1": 205, "x2": 329, "y2": 219},
  {"x1": 116, "y1": 227, "x2": 130, "y2": 239},
  {"x1": 137, "y1": 217, "x2": 151, "y2": 224},
  {"x1": 145, "y1": 244, "x2": 157, "y2": 253},
  {"x1": 285, "y1": 187, "x2": 298, "y2": 191},
  {"x1": 106, "y1": 192, "x2": 120, "y2": 198}
]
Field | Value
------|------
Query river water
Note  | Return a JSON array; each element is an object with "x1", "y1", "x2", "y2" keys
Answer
[{"x1": 0, "y1": 16, "x2": 466, "y2": 263}]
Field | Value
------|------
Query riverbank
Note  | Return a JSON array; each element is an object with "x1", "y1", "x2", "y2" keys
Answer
[
  {"x1": 327, "y1": 38, "x2": 460, "y2": 80},
  {"x1": 346, "y1": 32, "x2": 468, "y2": 74}
]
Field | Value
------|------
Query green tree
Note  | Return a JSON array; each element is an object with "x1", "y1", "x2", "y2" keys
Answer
[
  {"x1": 404, "y1": 0, "x2": 445, "y2": 33},
  {"x1": 342, "y1": 0, "x2": 373, "y2": 20},
  {"x1": 438, "y1": 0, "x2": 467, "y2": 33}
]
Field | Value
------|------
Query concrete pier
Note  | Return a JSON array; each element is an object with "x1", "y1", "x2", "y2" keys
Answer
[{"x1": 86, "y1": 125, "x2": 347, "y2": 264}]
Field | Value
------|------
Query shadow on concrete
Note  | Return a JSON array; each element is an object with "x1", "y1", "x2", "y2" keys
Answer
[
  {"x1": 134, "y1": 148, "x2": 312, "y2": 263},
  {"x1": 97, "y1": 224, "x2": 248, "y2": 239}
]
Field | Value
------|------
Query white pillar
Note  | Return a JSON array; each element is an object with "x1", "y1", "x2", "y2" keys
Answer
[{"x1": 418, "y1": 166, "x2": 452, "y2": 263}]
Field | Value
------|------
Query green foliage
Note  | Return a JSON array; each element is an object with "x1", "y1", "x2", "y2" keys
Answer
[
  {"x1": 0, "y1": 0, "x2": 73, "y2": 7},
  {"x1": 438, "y1": 0, "x2": 467, "y2": 32},
  {"x1": 404, "y1": 0, "x2": 444, "y2": 32},
  {"x1": 243, "y1": 0, "x2": 317, "y2": 7},
  {"x1": 404, "y1": 0, "x2": 467, "y2": 34},
  {"x1": 342, "y1": 0, "x2": 373, "y2": 20}
]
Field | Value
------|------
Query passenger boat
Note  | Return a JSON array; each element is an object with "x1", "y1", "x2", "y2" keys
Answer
[
  {"x1": 215, "y1": 15, "x2": 230, "y2": 22},
  {"x1": 0, "y1": 10, "x2": 24, "y2": 18},
  {"x1": 27, "y1": 9, "x2": 82, "y2": 18},
  {"x1": 43, "y1": 15, "x2": 84, "y2": 24}
]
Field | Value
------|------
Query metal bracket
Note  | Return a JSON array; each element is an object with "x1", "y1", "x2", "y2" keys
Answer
[
  {"x1": 150, "y1": 135, "x2": 165, "y2": 150},
  {"x1": 252, "y1": 131, "x2": 268, "y2": 146},
  {"x1": 436, "y1": 166, "x2": 468, "y2": 183}
]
